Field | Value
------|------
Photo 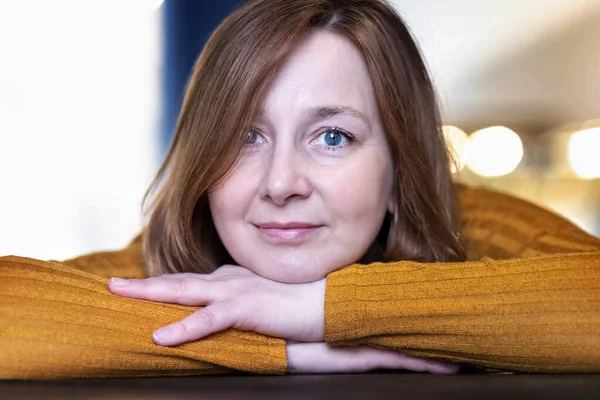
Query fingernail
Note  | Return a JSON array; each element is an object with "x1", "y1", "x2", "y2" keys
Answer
[
  {"x1": 153, "y1": 328, "x2": 173, "y2": 343},
  {"x1": 110, "y1": 277, "x2": 130, "y2": 286}
]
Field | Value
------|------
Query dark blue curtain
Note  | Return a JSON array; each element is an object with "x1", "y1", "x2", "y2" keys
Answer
[{"x1": 161, "y1": 0, "x2": 245, "y2": 154}]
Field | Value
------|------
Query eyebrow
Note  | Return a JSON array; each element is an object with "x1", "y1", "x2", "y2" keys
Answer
[
  {"x1": 258, "y1": 105, "x2": 371, "y2": 128},
  {"x1": 307, "y1": 106, "x2": 371, "y2": 127}
]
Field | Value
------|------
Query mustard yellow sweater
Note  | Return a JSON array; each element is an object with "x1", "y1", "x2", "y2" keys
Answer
[{"x1": 1, "y1": 185, "x2": 599, "y2": 378}]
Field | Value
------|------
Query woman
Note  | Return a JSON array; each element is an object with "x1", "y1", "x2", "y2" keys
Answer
[{"x1": 1, "y1": 0, "x2": 599, "y2": 378}]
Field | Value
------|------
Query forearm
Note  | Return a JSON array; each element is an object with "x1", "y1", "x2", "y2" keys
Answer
[
  {"x1": 325, "y1": 252, "x2": 600, "y2": 373},
  {"x1": 0, "y1": 256, "x2": 287, "y2": 379},
  {"x1": 59, "y1": 235, "x2": 146, "y2": 279}
]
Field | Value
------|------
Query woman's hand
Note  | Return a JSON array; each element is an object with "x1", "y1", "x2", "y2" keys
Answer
[
  {"x1": 108, "y1": 265, "x2": 326, "y2": 346},
  {"x1": 286, "y1": 341, "x2": 460, "y2": 374}
]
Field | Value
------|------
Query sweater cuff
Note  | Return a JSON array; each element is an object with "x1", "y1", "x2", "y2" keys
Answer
[
  {"x1": 203, "y1": 331, "x2": 288, "y2": 375},
  {"x1": 325, "y1": 264, "x2": 361, "y2": 344}
]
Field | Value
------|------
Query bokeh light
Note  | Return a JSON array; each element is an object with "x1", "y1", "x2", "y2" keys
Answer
[
  {"x1": 466, "y1": 126, "x2": 523, "y2": 177},
  {"x1": 568, "y1": 127, "x2": 600, "y2": 179}
]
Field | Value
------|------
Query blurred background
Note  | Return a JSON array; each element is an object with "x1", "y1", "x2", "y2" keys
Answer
[{"x1": 0, "y1": 0, "x2": 598, "y2": 260}]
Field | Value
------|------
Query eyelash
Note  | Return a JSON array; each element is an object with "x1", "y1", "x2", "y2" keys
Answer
[
  {"x1": 313, "y1": 126, "x2": 355, "y2": 151},
  {"x1": 245, "y1": 129, "x2": 266, "y2": 146},
  {"x1": 244, "y1": 126, "x2": 356, "y2": 151}
]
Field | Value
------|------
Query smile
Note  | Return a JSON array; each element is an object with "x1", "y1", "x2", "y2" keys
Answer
[{"x1": 254, "y1": 222, "x2": 323, "y2": 244}]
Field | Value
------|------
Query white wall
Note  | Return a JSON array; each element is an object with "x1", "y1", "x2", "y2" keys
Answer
[
  {"x1": 390, "y1": 0, "x2": 600, "y2": 124},
  {"x1": 0, "y1": 1, "x2": 163, "y2": 260}
]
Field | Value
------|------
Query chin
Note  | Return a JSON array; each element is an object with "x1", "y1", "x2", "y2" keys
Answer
[
  {"x1": 246, "y1": 257, "x2": 332, "y2": 284},
  {"x1": 263, "y1": 265, "x2": 326, "y2": 284}
]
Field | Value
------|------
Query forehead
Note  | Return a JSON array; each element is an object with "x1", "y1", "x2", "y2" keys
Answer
[{"x1": 262, "y1": 30, "x2": 378, "y2": 119}]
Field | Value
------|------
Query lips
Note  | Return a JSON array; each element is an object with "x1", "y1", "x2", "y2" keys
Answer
[
  {"x1": 257, "y1": 222, "x2": 320, "y2": 229},
  {"x1": 254, "y1": 222, "x2": 323, "y2": 243}
]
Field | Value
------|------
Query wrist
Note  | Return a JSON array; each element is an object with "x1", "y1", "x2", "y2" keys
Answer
[
  {"x1": 285, "y1": 340, "x2": 301, "y2": 373},
  {"x1": 308, "y1": 278, "x2": 326, "y2": 341}
]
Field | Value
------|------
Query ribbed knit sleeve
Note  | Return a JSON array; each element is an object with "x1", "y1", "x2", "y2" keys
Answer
[
  {"x1": 0, "y1": 256, "x2": 287, "y2": 379},
  {"x1": 59, "y1": 235, "x2": 147, "y2": 279},
  {"x1": 325, "y1": 185, "x2": 600, "y2": 373}
]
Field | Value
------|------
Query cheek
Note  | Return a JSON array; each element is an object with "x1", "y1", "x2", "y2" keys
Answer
[
  {"x1": 209, "y1": 170, "x2": 256, "y2": 227},
  {"x1": 327, "y1": 157, "x2": 393, "y2": 221}
]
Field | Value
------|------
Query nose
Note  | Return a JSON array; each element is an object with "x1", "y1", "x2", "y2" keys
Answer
[{"x1": 259, "y1": 143, "x2": 312, "y2": 206}]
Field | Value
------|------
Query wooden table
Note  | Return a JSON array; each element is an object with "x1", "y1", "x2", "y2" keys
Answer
[{"x1": 2, "y1": 372, "x2": 600, "y2": 399}]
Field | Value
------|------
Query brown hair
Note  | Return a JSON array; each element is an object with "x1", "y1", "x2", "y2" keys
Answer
[{"x1": 143, "y1": 0, "x2": 466, "y2": 277}]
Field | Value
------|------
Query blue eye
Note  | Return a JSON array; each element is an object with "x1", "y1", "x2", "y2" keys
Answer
[
  {"x1": 246, "y1": 129, "x2": 266, "y2": 145},
  {"x1": 315, "y1": 127, "x2": 353, "y2": 150}
]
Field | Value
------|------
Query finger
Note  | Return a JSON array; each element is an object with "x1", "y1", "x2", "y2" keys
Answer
[
  {"x1": 370, "y1": 348, "x2": 460, "y2": 374},
  {"x1": 108, "y1": 276, "x2": 215, "y2": 305},
  {"x1": 320, "y1": 344, "x2": 458, "y2": 374},
  {"x1": 152, "y1": 300, "x2": 242, "y2": 346},
  {"x1": 161, "y1": 266, "x2": 250, "y2": 279},
  {"x1": 160, "y1": 273, "x2": 209, "y2": 279},
  {"x1": 428, "y1": 361, "x2": 460, "y2": 374},
  {"x1": 208, "y1": 264, "x2": 254, "y2": 277}
]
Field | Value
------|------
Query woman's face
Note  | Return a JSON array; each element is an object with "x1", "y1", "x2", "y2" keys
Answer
[{"x1": 209, "y1": 30, "x2": 394, "y2": 283}]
